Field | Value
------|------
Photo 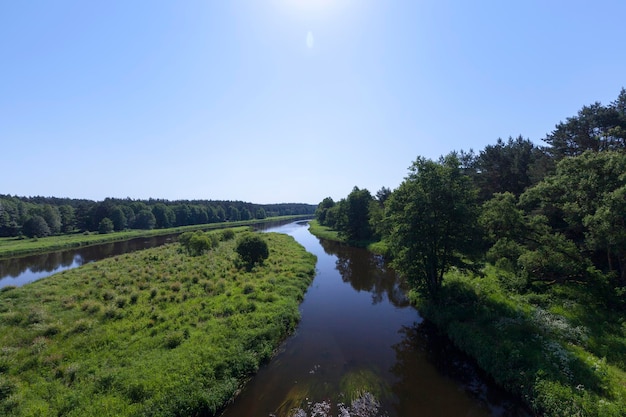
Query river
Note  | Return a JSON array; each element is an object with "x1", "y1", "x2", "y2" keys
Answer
[
  {"x1": 219, "y1": 221, "x2": 528, "y2": 417},
  {"x1": 0, "y1": 234, "x2": 177, "y2": 288},
  {"x1": 1, "y1": 220, "x2": 528, "y2": 416}
]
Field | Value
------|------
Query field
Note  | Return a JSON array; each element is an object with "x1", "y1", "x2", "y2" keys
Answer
[{"x1": 0, "y1": 230, "x2": 316, "y2": 416}]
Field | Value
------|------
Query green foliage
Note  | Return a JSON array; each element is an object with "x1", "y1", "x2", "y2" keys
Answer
[
  {"x1": 98, "y1": 218, "x2": 114, "y2": 234},
  {"x1": 0, "y1": 195, "x2": 315, "y2": 237},
  {"x1": 314, "y1": 197, "x2": 335, "y2": 226},
  {"x1": 0, "y1": 232, "x2": 316, "y2": 416},
  {"x1": 544, "y1": 88, "x2": 626, "y2": 160},
  {"x1": 236, "y1": 233, "x2": 269, "y2": 268},
  {"x1": 414, "y1": 266, "x2": 626, "y2": 417},
  {"x1": 387, "y1": 154, "x2": 482, "y2": 296},
  {"x1": 22, "y1": 215, "x2": 50, "y2": 238},
  {"x1": 178, "y1": 231, "x2": 218, "y2": 256},
  {"x1": 0, "y1": 216, "x2": 311, "y2": 259}
]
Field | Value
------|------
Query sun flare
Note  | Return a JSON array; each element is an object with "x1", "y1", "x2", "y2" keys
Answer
[{"x1": 274, "y1": 0, "x2": 347, "y2": 18}]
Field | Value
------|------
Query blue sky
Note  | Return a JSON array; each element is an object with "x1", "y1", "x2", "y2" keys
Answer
[{"x1": 2, "y1": 1, "x2": 625, "y2": 204}]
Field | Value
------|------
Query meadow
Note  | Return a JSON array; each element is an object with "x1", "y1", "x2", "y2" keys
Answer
[{"x1": 0, "y1": 230, "x2": 316, "y2": 416}]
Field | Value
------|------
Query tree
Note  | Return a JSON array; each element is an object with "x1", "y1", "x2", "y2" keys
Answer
[
  {"x1": 336, "y1": 186, "x2": 373, "y2": 242},
  {"x1": 544, "y1": 89, "x2": 626, "y2": 160},
  {"x1": 375, "y1": 187, "x2": 392, "y2": 204},
  {"x1": 236, "y1": 234, "x2": 269, "y2": 268},
  {"x1": 23, "y1": 215, "x2": 51, "y2": 238},
  {"x1": 315, "y1": 197, "x2": 335, "y2": 226},
  {"x1": 98, "y1": 217, "x2": 114, "y2": 234},
  {"x1": 255, "y1": 207, "x2": 267, "y2": 219},
  {"x1": 134, "y1": 209, "x2": 156, "y2": 230},
  {"x1": 179, "y1": 231, "x2": 218, "y2": 256},
  {"x1": 386, "y1": 154, "x2": 481, "y2": 297},
  {"x1": 473, "y1": 136, "x2": 540, "y2": 200},
  {"x1": 41, "y1": 205, "x2": 62, "y2": 235},
  {"x1": 152, "y1": 204, "x2": 175, "y2": 228},
  {"x1": 58, "y1": 205, "x2": 76, "y2": 233},
  {"x1": 109, "y1": 206, "x2": 127, "y2": 231},
  {"x1": 227, "y1": 206, "x2": 240, "y2": 221}
]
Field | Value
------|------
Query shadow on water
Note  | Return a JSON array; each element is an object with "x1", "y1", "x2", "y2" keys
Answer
[{"x1": 220, "y1": 221, "x2": 530, "y2": 417}]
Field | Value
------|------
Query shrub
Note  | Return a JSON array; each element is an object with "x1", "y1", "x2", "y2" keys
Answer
[{"x1": 235, "y1": 234, "x2": 269, "y2": 268}]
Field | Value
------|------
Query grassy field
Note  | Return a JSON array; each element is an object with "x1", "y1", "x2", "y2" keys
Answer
[
  {"x1": 413, "y1": 267, "x2": 626, "y2": 417},
  {"x1": 0, "y1": 215, "x2": 312, "y2": 259},
  {"x1": 0, "y1": 230, "x2": 316, "y2": 416}
]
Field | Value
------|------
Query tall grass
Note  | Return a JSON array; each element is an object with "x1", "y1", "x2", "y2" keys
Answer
[{"x1": 0, "y1": 231, "x2": 316, "y2": 416}]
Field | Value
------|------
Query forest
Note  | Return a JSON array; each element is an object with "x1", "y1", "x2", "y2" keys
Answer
[
  {"x1": 314, "y1": 88, "x2": 626, "y2": 416},
  {"x1": 0, "y1": 196, "x2": 315, "y2": 238}
]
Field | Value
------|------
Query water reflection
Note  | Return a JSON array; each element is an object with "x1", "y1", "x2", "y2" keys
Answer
[
  {"x1": 0, "y1": 235, "x2": 175, "y2": 288},
  {"x1": 220, "y1": 222, "x2": 528, "y2": 417},
  {"x1": 0, "y1": 219, "x2": 308, "y2": 288},
  {"x1": 320, "y1": 239, "x2": 409, "y2": 307}
]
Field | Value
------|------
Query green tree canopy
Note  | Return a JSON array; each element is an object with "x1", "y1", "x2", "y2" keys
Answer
[
  {"x1": 23, "y1": 215, "x2": 51, "y2": 238},
  {"x1": 386, "y1": 154, "x2": 481, "y2": 297},
  {"x1": 236, "y1": 234, "x2": 269, "y2": 268},
  {"x1": 98, "y1": 217, "x2": 114, "y2": 234}
]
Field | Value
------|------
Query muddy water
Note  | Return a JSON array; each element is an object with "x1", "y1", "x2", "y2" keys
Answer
[{"x1": 220, "y1": 221, "x2": 528, "y2": 417}]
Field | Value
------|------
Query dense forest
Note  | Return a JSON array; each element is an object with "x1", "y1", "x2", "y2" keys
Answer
[
  {"x1": 317, "y1": 87, "x2": 626, "y2": 300},
  {"x1": 315, "y1": 89, "x2": 626, "y2": 416},
  {"x1": 0, "y1": 196, "x2": 315, "y2": 238}
]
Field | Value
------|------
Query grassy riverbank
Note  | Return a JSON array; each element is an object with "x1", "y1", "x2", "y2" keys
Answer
[
  {"x1": 413, "y1": 268, "x2": 626, "y2": 416},
  {"x1": 307, "y1": 220, "x2": 389, "y2": 255},
  {"x1": 308, "y1": 221, "x2": 626, "y2": 416},
  {"x1": 0, "y1": 215, "x2": 312, "y2": 260},
  {"x1": 0, "y1": 230, "x2": 316, "y2": 416}
]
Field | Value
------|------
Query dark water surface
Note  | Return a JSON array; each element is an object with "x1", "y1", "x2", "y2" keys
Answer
[
  {"x1": 220, "y1": 221, "x2": 529, "y2": 417},
  {"x1": 0, "y1": 234, "x2": 177, "y2": 288}
]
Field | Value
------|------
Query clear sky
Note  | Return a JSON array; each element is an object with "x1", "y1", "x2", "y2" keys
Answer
[{"x1": 2, "y1": 1, "x2": 625, "y2": 204}]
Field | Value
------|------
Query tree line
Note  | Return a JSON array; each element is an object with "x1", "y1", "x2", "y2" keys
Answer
[
  {"x1": 316, "y1": 88, "x2": 626, "y2": 305},
  {"x1": 0, "y1": 196, "x2": 315, "y2": 238}
]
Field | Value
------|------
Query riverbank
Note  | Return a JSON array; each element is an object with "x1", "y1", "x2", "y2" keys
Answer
[
  {"x1": 0, "y1": 215, "x2": 312, "y2": 260},
  {"x1": 307, "y1": 220, "x2": 389, "y2": 255},
  {"x1": 307, "y1": 222, "x2": 626, "y2": 416},
  {"x1": 0, "y1": 230, "x2": 316, "y2": 416}
]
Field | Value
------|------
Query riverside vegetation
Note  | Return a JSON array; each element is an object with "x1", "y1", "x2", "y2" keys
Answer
[
  {"x1": 0, "y1": 229, "x2": 316, "y2": 416},
  {"x1": 313, "y1": 89, "x2": 626, "y2": 416},
  {"x1": 0, "y1": 215, "x2": 312, "y2": 259}
]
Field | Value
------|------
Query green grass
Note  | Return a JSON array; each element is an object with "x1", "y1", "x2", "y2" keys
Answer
[
  {"x1": 412, "y1": 266, "x2": 626, "y2": 417},
  {"x1": 307, "y1": 220, "x2": 390, "y2": 256},
  {"x1": 0, "y1": 215, "x2": 312, "y2": 259},
  {"x1": 0, "y1": 230, "x2": 316, "y2": 416}
]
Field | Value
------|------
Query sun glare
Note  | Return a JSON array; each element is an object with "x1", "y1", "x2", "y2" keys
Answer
[{"x1": 274, "y1": 0, "x2": 348, "y2": 19}]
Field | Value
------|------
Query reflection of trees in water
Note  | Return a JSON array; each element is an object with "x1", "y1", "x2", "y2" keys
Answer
[
  {"x1": 318, "y1": 238, "x2": 409, "y2": 308},
  {"x1": 0, "y1": 234, "x2": 175, "y2": 285},
  {"x1": 389, "y1": 322, "x2": 529, "y2": 417}
]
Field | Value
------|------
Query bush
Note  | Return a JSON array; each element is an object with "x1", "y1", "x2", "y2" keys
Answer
[
  {"x1": 235, "y1": 234, "x2": 269, "y2": 268},
  {"x1": 179, "y1": 231, "x2": 218, "y2": 256}
]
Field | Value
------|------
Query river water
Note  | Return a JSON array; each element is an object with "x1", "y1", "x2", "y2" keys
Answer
[
  {"x1": 0, "y1": 220, "x2": 529, "y2": 416},
  {"x1": 0, "y1": 234, "x2": 177, "y2": 288},
  {"x1": 220, "y1": 221, "x2": 528, "y2": 417}
]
